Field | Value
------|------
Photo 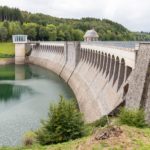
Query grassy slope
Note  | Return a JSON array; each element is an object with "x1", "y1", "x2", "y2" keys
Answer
[
  {"x1": 0, "y1": 42, "x2": 15, "y2": 58},
  {"x1": 1, "y1": 122, "x2": 150, "y2": 150}
]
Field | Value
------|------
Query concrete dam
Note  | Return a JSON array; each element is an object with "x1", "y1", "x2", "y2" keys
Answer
[{"x1": 13, "y1": 35, "x2": 150, "y2": 123}]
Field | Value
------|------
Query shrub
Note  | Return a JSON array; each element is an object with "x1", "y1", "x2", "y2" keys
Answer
[
  {"x1": 92, "y1": 116, "x2": 108, "y2": 127},
  {"x1": 23, "y1": 131, "x2": 37, "y2": 146},
  {"x1": 36, "y1": 96, "x2": 84, "y2": 145},
  {"x1": 118, "y1": 107, "x2": 147, "y2": 128}
]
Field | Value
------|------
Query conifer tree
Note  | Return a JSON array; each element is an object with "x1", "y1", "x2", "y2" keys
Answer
[{"x1": 36, "y1": 96, "x2": 84, "y2": 145}]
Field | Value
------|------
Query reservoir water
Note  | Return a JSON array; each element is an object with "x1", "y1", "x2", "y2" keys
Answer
[{"x1": 0, "y1": 64, "x2": 75, "y2": 146}]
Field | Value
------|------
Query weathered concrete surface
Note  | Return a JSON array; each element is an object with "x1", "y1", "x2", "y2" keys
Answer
[
  {"x1": 15, "y1": 44, "x2": 25, "y2": 64},
  {"x1": 81, "y1": 44, "x2": 136, "y2": 69},
  {"x1": 60, "y1": 42, "x2": 80, "y2": 82},
  {"x1": 126, "y1": 43, "x2": 150, "y2": 122},
  {"x1": 27, "y1": 42, "x2": 133, "y2": 123},
  {"x1": 68, "y1": 57, "x2": 124, "y2": 122}
]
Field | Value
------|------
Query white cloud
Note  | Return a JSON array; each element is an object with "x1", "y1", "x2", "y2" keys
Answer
[{"x1": 0, "y1": 0, "x2": 150, "y2": 31}]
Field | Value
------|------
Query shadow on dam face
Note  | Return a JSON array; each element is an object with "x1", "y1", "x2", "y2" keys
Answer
[{"x1": 26, "y1": 41, "x2": 137, "y2": 123}]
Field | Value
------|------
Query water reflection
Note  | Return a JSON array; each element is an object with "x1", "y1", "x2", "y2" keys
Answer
[
  {"x1": 0, "y1": 65, "x2": 15, "y2": 80},
  {"x1": 15, "y1": 65, "x2": 25, "y2": 80},
  {"x1": 0, "y1": 64, "x2": 37, "y2": 80},
  {"x1": 0, "y1": 65, "x2": 34, "y2": 102},
  {"x1": 0, "y1": 84, "x2": 32, "y2": 102},
  {"x1": 0, "y1": 64, "x2": 75, "y2": 146}
]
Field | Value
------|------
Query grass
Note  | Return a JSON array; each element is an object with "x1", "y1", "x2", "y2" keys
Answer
[
  {"x1": 1, "y1": 118, "x2": 150, "y2": 150},
  {"x1": 0, "y1": 42, "x2": 15, "y2": 58}
]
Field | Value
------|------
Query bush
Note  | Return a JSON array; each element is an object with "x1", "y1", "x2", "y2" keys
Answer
[
  {"x1": 23, "y1": 131, "x2": 37, "y2": 146},
  {"x1": 119, "y1": 108, "x2": 147, "y2": 128},
  {"x1": 36, "y1": 96, "x2": 84, "y2": 145},
  {"x1": 92, "y1": 116, "x2": 108, "y2": 127}
]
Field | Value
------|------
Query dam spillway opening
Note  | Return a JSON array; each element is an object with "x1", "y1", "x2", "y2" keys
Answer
[{"x1": 0, "y1": 64, "x2": 75, "y2": 146}]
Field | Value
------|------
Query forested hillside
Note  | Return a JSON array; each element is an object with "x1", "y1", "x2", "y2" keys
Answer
[{"x1": 0, "y1": 6, "x2": 150, "y2": 42}]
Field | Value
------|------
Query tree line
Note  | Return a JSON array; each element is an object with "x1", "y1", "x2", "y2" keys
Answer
[
  {"x1": 0, "y1": 6, "x2": 23, "y2": 22},
  {"x1": 0, "y1": 21, "x2": 84, "y2": 41},
  {"x1": 0, "y1": 6, "x2": 150, "y2": 42}
]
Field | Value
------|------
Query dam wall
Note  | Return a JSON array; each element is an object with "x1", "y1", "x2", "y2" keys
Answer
[
  {"x1": 125, "y1": 43, "x2": 150, "y2": 123},
  {"x1": 28, "y1": 41, "x2": 137, "y2": 122}
]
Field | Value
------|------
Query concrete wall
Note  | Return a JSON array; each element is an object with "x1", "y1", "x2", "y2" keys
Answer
[
  {"x1": 27, "y1": 42, "x2": 136, "y2": 123},
  {"x1": 125, "y1": 43, "x2": 150, "y2": 123},
  {"x1": 15, "y1": 44, "x2": 25, "y2": 64}
]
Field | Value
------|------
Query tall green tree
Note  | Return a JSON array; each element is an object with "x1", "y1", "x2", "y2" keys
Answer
[
  {"x1": 57, "y1": 30, "x2": 65, "y2": 41},
  {"x1": 23, "y1": 23, "x2": 37, "y2": 40},
  {"x1": 0, "y1": 6, "x2": 23, "y2": 22},
  {"x1": 0, "y1": 26, "x2": 8, "y2": 41},
  {"x1": 9, "y1": 22, "x2": 23, "y2": 36},
  {"x1": 46, "y1": 24, "x2": 57, "y2": 41},
  {"x1": 39, "y1": 26, "x2": 49, "y2": 41},
  {"x1": 72, "y1": 29, "x2": 84, "y2": 41}
]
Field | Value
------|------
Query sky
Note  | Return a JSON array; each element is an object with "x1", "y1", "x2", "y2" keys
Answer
[{"x1": 0, "y1": 0, "x2": 150, "y2": 32}]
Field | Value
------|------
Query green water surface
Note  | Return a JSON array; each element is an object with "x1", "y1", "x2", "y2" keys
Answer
[{"x1": 0, "y1": 64, "x2": 75, "y2": 146}]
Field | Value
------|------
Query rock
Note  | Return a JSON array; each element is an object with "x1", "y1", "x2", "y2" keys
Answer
[{"x1": 94, "y1": 126, "x2": 123, "y2": 141}]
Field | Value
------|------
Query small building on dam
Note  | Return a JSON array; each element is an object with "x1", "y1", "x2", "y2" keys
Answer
[{"x1": 84, "y1": 29, "x2": 99, "y2": 42}]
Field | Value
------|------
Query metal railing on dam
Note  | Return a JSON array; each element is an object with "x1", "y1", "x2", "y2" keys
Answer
[{"x1": 27, "y1": 41, "x2": 138, "y2": 122}]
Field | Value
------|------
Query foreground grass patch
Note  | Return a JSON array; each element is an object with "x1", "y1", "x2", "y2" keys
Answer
[
  {"x1": 1, "y1": 124, "x2": 150, "y2": 150},
  {"x1": 0, "y1": 42, "x2": 15, "y2": 58},
  {"x1": 0, "y1": 110, "x2": 150, "y2": 150}
]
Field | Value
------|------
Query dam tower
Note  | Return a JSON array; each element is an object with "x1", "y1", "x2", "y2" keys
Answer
[{"x1": 12, "y1": 35, "x2": 28, "y2": 65}]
